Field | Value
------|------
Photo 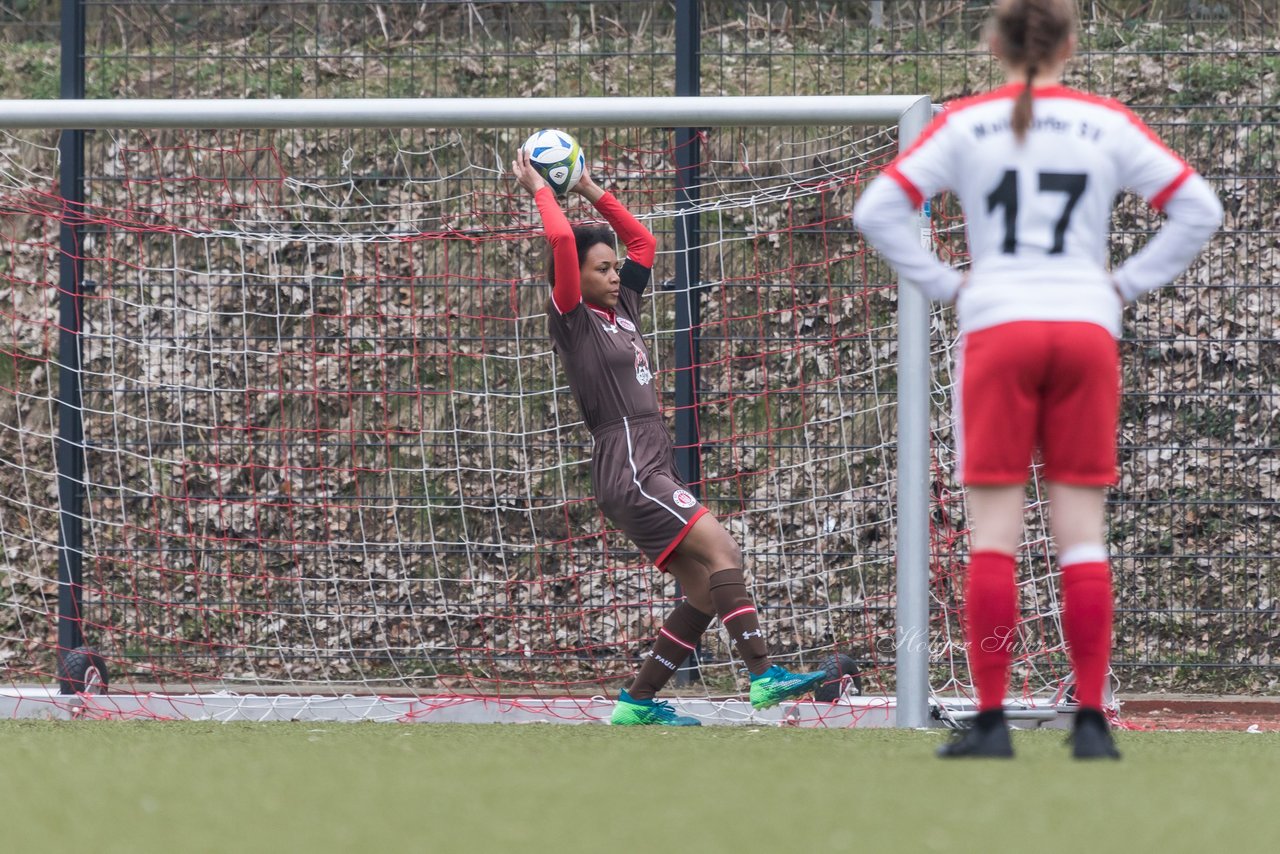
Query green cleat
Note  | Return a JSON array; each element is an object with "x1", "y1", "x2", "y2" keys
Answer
[
  {"x1": 748, "y1": 665, "x2": 828, "y2": 710},
  {"x1": 609, "y1": 690, "x2": 702, "y2": 726}
]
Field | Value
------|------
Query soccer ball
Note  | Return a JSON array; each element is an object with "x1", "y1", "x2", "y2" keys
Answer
[{"x1": 521, "y1": 128, "x2": 586, "y2": 196}]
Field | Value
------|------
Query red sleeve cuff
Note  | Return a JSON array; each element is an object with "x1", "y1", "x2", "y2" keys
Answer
[
  {"x1": 882, "y1": 165, "x2": 924, "y2": 208},
  {"x1": 1149, "y1": 165, "x2": 1194, "y2": 212}
]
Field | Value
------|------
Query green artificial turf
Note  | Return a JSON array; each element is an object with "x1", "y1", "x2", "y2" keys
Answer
[{"x1": 0, "y1": 722, "x2": 1275, "y2": 853}]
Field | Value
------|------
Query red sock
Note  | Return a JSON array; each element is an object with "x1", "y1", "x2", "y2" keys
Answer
[
  {"x1": 1061, "y1": 559, "x2": 1113, "y2": 710},
  {"x1": 964, "y1": 551, "x2": 1019, "y2": 713}
]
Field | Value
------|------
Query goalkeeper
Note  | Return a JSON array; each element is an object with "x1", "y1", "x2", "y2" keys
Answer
[{"x1": 512, "y1": 149, "x2": 826, "y2": 725}]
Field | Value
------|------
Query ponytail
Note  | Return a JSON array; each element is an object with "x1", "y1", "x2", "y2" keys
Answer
[
  {"x1": 1012, "y1": 65, "x2": 1037, "y2": 142},
  {"x1": 992, "y1": 0, "x2": 1077, "y2": 143}
]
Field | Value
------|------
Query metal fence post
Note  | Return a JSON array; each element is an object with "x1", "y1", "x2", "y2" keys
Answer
[
  {"x1": 672, "y1": 0, "x2": 702, "y2": 687},
  {"x1": 54, "y1": 0, "x2": 88, "y2": 692}
]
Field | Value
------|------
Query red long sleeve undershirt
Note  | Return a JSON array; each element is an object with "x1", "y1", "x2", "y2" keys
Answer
[
  {"x1": 535, "y1": 188, "x2": 582, "y2": 314},
  {"x1": 591, "y1": 191, "x2": 656, "y2": 269},
  {"x1": 537, "y1": 186, "x2": 656, "y2": 314}
]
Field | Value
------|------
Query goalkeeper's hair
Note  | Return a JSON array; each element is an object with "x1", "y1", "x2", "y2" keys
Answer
[{"x1": 546, "y1": 225, "x2": 617, "y2": 287}]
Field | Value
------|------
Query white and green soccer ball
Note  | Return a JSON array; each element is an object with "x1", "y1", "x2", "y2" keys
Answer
[{"x1": 521, "y1": 128, "x2": 586, "y2": 196}]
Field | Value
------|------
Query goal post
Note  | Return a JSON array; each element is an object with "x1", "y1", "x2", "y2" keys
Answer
[
  {"x1": 0, "y1": 95, "x2": 951, "y2": 725},
  {"x1": 892, "y1": 97, "x2": 934, "y2": 729}
]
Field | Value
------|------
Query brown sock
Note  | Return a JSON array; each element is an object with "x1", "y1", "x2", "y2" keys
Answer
[
  {"x1": 627, "y1": 602, "x2": 714, "y2": 700},
  {"x1": 709, "y1": 568, "x2": 770, "y2": 676}
]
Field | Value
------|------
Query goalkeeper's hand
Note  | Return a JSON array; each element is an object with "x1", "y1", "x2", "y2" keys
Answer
[{"x1": 511, "y1": 149, "x2": 549, "y2": 197}]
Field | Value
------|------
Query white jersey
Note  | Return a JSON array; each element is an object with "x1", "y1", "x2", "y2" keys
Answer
[{"x1": 853, "y1": 83, "x2": 1222, "y2": 336}]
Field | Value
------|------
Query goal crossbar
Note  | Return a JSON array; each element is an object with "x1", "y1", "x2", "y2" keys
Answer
[{"x1": 0, "y1": 95, "x2": 929, "y2": 129}]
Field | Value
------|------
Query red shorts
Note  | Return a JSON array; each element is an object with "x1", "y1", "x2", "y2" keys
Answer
[{"x1": 955, "y1": 321, "x2": 1119, "y2": 486}]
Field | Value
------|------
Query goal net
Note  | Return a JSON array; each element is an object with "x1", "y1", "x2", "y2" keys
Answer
[{"x1": 0, "y1": 102, "x2": 1077, "y2": 722}]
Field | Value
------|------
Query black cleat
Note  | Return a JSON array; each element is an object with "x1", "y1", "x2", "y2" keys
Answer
[
  {"x1": 1070, "y1": 708, "x2": 1121, "y2": 760},
  {"x1": 937, "y1": 709, "x2": 1014, "y2": 758}
]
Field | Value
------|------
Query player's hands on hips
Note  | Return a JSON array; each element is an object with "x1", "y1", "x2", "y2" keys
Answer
[{"x1": 511, "y1": 149, "x2": 549, "y2": 196}]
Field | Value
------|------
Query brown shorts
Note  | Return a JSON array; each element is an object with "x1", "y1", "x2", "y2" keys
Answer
[{"x1": 591, "y1": 413, "x2": 707, "y2": 569}]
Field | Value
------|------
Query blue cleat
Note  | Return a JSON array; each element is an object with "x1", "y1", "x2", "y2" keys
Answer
[
  {"x1": 748, "y1": 665, "x2": 827, "y2": 709},
  {"x1": 610, "y1": 689, "x2": 702, "y2": 726}
]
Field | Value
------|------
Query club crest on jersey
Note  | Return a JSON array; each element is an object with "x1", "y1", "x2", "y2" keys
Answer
[
  {"x1": 673, "y1": 489, "x2": 697, "y2": 509},
  {"x1": 617, "y1": 316, "x2": 636, "y2": 332},
  {"x1": 631, "y1": 340, "x2": 652, "y2": 386}
]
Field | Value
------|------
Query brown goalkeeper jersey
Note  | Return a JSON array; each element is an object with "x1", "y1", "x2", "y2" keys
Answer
[
  {"x1": 539, "y1": 186, "x2": 659, "y2": 433},
  {"x1": 537, "y1": 188, "x2": 704, "y2": 568},
  {"x1": 548, "y1": 273, "x2": 657, "y2": 433}
]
